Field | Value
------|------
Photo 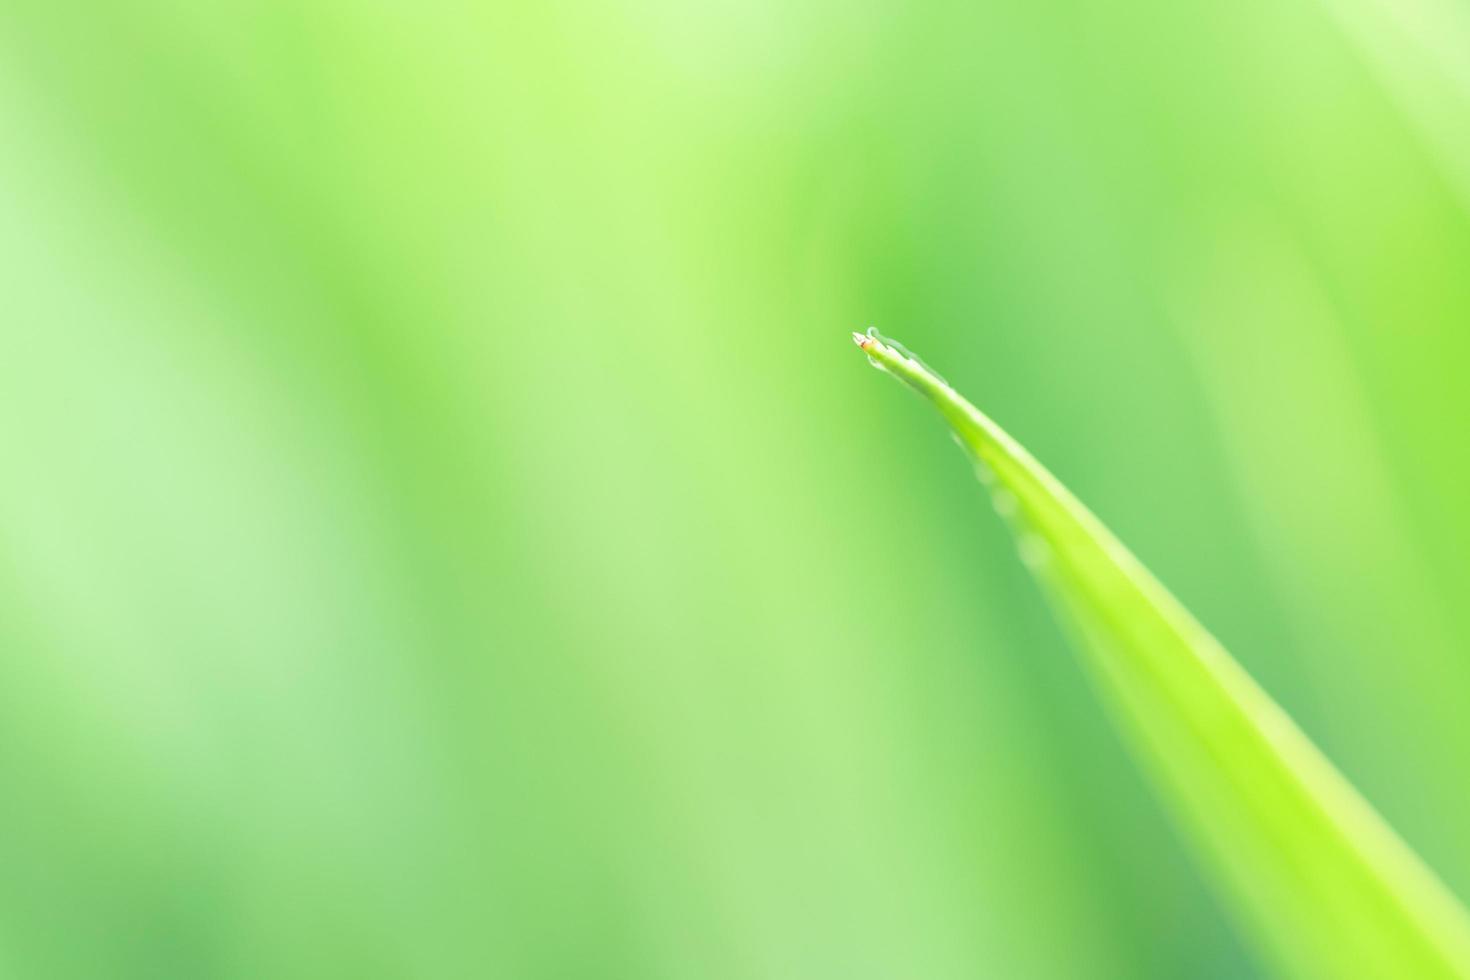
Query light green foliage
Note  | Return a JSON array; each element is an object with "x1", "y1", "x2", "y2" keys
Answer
[
  {"x1": 5, "y1": 0, "x2": 1470, "y2": 976},
  {"x1": 859, "y1": 331, "x2": 1470, "y2": 979}
]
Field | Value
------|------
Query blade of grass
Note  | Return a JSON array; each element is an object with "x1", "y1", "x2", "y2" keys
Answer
[{"x1": 854, "y1": 330, "x2": 1470, "y2": 979}]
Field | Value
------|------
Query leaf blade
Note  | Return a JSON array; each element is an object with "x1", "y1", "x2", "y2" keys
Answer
[{"x1": 857, "y1": 331, "x2": 1470, "y2": 979}]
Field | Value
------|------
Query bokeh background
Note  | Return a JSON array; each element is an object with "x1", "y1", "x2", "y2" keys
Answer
[{"x1": 2, "y1": 0, "x2": 1469, "y2": 976}]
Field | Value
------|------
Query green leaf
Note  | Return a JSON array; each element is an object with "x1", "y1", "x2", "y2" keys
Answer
[{"x1": 855, "y1": 330, "x2": 1470, "y2": 979}]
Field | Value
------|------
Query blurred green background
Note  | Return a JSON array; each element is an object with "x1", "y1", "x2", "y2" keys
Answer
[{"x1": 2, "y1": 0, "x2": 1469, "y2": 976}]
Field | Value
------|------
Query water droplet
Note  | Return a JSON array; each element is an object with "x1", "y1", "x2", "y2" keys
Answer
[
  {"x1": 866, "y1": 327, "x2": 950, "y2": 386},
  {"x1": 1017, "y1": 533, "x2": 1051, "y2": 569}
]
